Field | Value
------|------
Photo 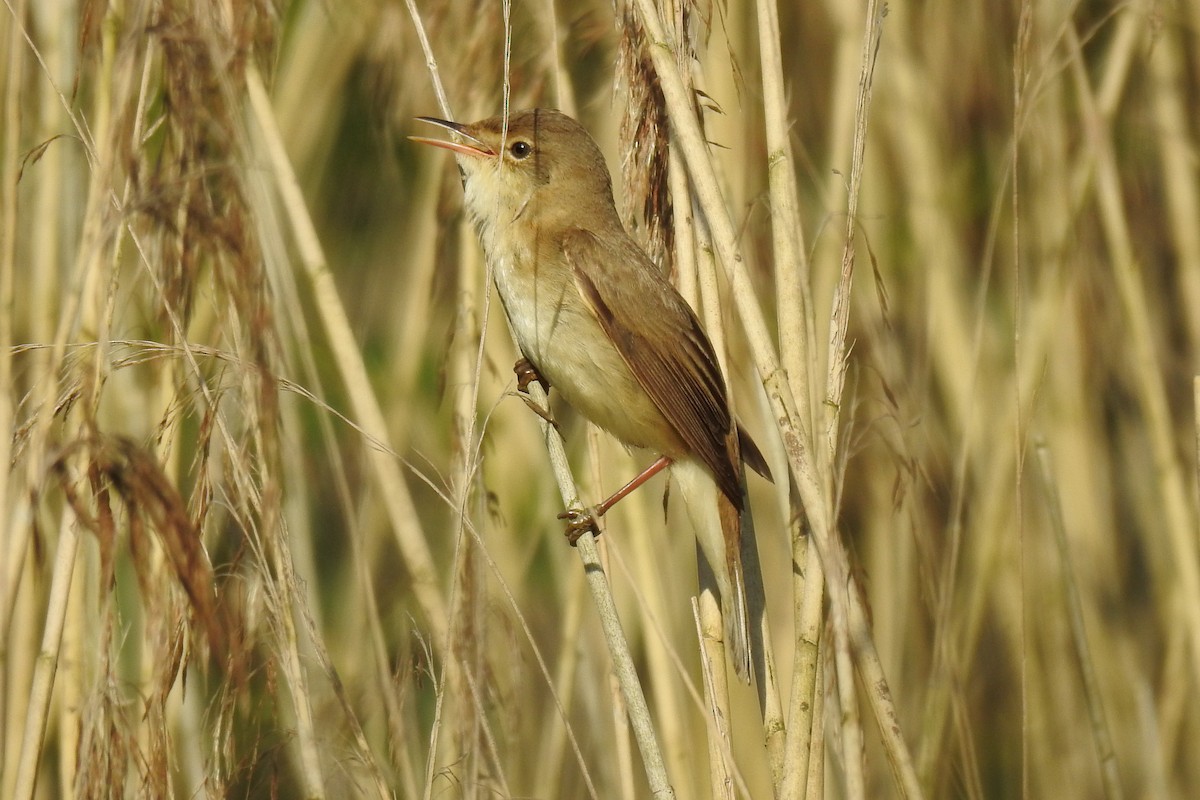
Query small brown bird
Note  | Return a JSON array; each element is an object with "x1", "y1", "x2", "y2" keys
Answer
[{"x1": 412, "y1": 108, "x2": 769, "y2": 682}]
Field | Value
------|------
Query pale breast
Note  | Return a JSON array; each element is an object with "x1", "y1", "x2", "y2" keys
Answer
[{"x1": 488, "y1": 249, "x2": 685, "y2": 458}]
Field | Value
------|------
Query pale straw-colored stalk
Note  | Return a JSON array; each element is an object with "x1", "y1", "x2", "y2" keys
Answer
[
  {"x1": 246, "y1": 66, "x2": 450, "y2": 649},
  {"x1": 461, "y1": 659, "x2": 513, "y2": 796},
  {"x1": 1148, "y1": 13, "x2": 1200, "y2": 353},
  {"x1": 692, "y1": 598, "x2": 737, "y2": 800},
  {"x1": 12, "y1": 517, "x2": 78, "y2": 800},
  {"x1": 0, "y1": 2, "x2": 21, "y2": 667},
  {"x1": 912, "y1": 6, "x2": 1134, "y2": 780},
  {"x1": 617, "y1": 440, "x2": 694, "y2": 791},
  {"x1": 755, "y1": 0, "x2": 815, "y2": 443},
  {"x1": 248, "y1": 103, "x2": 392, "y2": 795},
  {"x1": 0, "y1": 0, "x2": 23, "y2": 776},
  {"x1": 529, "y1": 382, "x2": 678, "y2": 798},
  {"x1": 753, "y1": 0, "x2": 823, "y2": 788},
  {"x1": 533, "y1": 559, "x2": 588, "y2": 797},
  {"x1": 753, "y1": 4, "x2": 830, "y2": 786},
  {"x1": 1065, "y1": 21, "x2": 1200, "y2": 693},
  {"x1": 1034, "y1": 442, "x2": 1123, "y2": 800},
  {"x1": 7, "y1": 4, "x2": 115, "y2": 790},
  {"x1": 633, "y1": 0, "x2": 922, "y2": 796},
  {"x1": 780, "y1": 524, "x2": 824, "y2": 800},
  {"x1": 824, "y1": 9, "x2": 926, "y2": 793}
]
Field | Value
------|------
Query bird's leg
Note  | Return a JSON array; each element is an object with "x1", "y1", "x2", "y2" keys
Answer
[
  {"x1": 559, "y1": 455, "x2": 673, "y2": 545},
  {"x1": 513, "y1": 357, "x2": 557, "y2": 429}
]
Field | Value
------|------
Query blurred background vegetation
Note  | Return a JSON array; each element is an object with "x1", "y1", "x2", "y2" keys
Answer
[{"x1": 2, "y1": 0, "x2": 1199, "y2": 798}]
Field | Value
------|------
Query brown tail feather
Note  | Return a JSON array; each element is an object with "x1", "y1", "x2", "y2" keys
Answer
[{"x1": 719, "y1": 491, "x2": 752, "y2": 684}]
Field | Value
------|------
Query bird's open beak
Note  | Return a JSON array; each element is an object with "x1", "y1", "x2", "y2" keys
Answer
[{"x1": 409, "y1": 117, "x2": 496, "y2": 158}]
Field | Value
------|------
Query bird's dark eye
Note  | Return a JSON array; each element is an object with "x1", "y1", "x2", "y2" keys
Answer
[{"x1": 509, "y1": 140, "x2": 532, "y2": 159}]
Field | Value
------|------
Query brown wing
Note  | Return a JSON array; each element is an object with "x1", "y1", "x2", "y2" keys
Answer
[{"x1": 563, "y1": 228, "x2": 742, "y2": 507}]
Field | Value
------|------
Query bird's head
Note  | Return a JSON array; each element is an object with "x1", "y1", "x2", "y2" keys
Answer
[{"x1": 412, "y1": 108, "x2": 617, "y2": 236}]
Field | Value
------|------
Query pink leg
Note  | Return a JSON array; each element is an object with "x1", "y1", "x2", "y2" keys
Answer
[
  {"x1": 594, "y1": 455, "x2": 673, "y2": 516},
  {"x1": 559, "y1": 455, "x2": 673, "y2": 544}
]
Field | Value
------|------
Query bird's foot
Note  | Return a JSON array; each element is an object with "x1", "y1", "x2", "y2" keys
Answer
[
  {"x1": 558, "y1": 505, "x2": 602, "y2": 545},
  {"x1": 514, "y1": 358, "x2": 558, "y2": 429},
  {"x1": 514, "y1": 357, "x2": 549, "y2": 394}
]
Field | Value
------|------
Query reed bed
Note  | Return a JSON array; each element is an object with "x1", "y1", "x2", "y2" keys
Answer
[{"x1": 2, "y1": 0, "x2": 1198, "y2": 797}]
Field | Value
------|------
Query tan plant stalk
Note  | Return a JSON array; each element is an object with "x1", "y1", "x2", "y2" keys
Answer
[
  {"x1": 8, "y1": 6, "x2": 118, "y2": 792},
  {"x1": 1034, "y1": 442, "x2": 1123, "y2": 800},
  {"x1": 780, "y1": 522, "x2": 824, "y2": 799},
  {"x1": 807, "y1": 649, "x2": 826, "y2": 798},
  {"x1": 0, "y1": 6, "x2": 21, "y2": 658},
  {"x1": 0, "y1": 0, "x2": 25, "y2": 769},
  {"x1": 692, "y1": 598, "x2": 737, "y2": 800},
  {"x1": 753, "y1": 3, "x2": 828, "y2": 781},
  {"x1": 1148, "y1": 11, "x2": 1200, "y2": 352},
  {"x1": 823, "y1": 10, "x2": 926, "y2": 794},
  {"x1": 12, "y1": 518, "x2": 79, "y2": 800},
  {"x1": 461, "y1": 659, "x2": 513, "y2": 796},
  {"x1": 245, "y1": 67, "x2": 450, "y2": 650},
  {"x1": 1066, "y1": 22, "x2": 1200, "y2": 690},
  {"x1": 532, "y1": 562, "x2": 588, "y2": 797},
  {"x1": 538, "y1": 0, "x2": 578, "y2": 113},
  {"x1": 439, "y1": 178, "x2": 487, "y2": 793},
  {"x1": 612, "y1": 458, "x2": 694, "y2": 793},
  {"x1": 524, "y1": 387, "x2": 678, "y2": 797},
  {"x1": 755, "y1": 0, "x2": 816, "y2": 441},
  {"x1": 633, "y1": 0, "x2": 922, "y2": 796},
  {"x1": 422, "y1": 637, "x2": 448, "y2": 800},
  {"x1": 630, "y1": 0, "x2": 842, "y2": 638}
]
